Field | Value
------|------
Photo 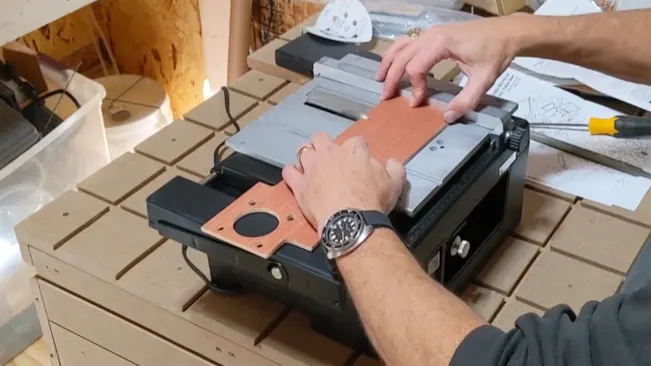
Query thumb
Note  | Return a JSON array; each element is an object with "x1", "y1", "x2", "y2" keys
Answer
[
  {"x1": 444, "y1": 70, "x2": 493, "y2": 123},
  {"x1": 282, "y1": 165, "x2": 304, "y2": 196},
  {"x1": 385, "y1": 158, "x2": 407, "y2": 210}
]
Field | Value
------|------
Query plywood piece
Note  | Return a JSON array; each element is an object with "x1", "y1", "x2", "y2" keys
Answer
[
  {"x1": 55, "y1": 208, "x2": 165, "y2": 282},
  {"x1": 491, "y1": 300, "x2": 544, "y2": 332},
  {"x1": 237, "y1": 102, "x2": 276, "y2": 128},
  {"x1": 268, "y1": 82, "x2": 303, "y2": 105},
  {"x1": 581, "y1": 192, "x2": 651, "y2": 228},
  {"x1": 513, "y1": 189, "x2": 571, "y2": 245},
  {"x1": 29, "y1": 278, "x2": 60, "y2": 366},
  {"x1": 461, "y1": 286, "x2": 504, "y2": 321},
  {"x1": 183, "y1": 290, "x2": 285, "y2": 347},
  {"x1": 525, "y1": 181, "x2": 577, "y2": 203},
  {"x1": 176, "y1": 135, "x2": 231, "y2": 178},
  {"x1": 134, "y1": 120, "x2": 215, "y2": 165},
  {"x1": 516, "y1": 251, "x2": 623, "y2": 312},
  {"x1": 229, "y1": 70, "x2": 288, "y2": 100},
  {"x1": 258, "y1": 311, "x2": 353, "y2": 366},
  {"x1": 202, "y1": 97, "x2": 447, "y2": 258},
  {"x1": 30, "y1": 249, "x2": 275, "y2": 366},
  {"x1": 122, "y1": 167, "x2": 201, "y2": 218},
  {"x1": 77, "y1": 152, "x2": 166, "y2": 204},
  {"x1": 116, "y1": 240, "x2": 208, "y2": 313},
  {"x1": 247, "y1": 38, "x2": 311, "y2": 84},
  {"x1": 38, "y1": 282, "x2": 214, "y2": 366},
  {"x1": 550, "y1": 205, "x2": 650, "y2": 274},
  {"x1": 477, "y1": 237, "x2": 539, "y2": 294},
  {"x1": 51, "y1": 324, "x2": 136, "y2": 366},
  {"x1": 14, "y1": 190, "x2": 109, "y2": 252},
  {"x1": 183, "y1": 88, "x2": 258, "y2": 131}
]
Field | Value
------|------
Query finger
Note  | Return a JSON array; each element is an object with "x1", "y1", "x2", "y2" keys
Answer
[
  {"x1": 382, "y1": 42, "x2": 419, "y2": 100},
  {"x1": 282, "y1": 164, "x2": 304, "y2": 195},
  {"x1": 376, "y1": 35, "x2": 410, "y2": 81},
  {"x1": 404, "y1": 47, "x2": 445, "y2": 107},
  {"x1": 310, "y1": 131, "x2": 334, "y2": 150},
  {"x1": 444, "y1": 69, "x2": 495, "y2": 123},
  {"x1": 385, "y1": 158, "x2": 407, "y2": 210}
]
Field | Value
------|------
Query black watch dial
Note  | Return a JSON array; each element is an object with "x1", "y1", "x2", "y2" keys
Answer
[{"x1": 322, "y1": 209, "x2": 364, "y2": 249}]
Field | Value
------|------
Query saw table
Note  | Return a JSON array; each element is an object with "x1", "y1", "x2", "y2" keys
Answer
[{"x1": 13, "y1": 22, "x2": 651, "y2": 366}]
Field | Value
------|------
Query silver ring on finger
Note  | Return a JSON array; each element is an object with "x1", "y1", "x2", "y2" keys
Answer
[{"x1": 296, "y1": 143, "x2": 314, "y2": 168}]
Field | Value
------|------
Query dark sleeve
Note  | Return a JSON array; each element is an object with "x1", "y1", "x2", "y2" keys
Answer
[{"x1": 449, "y1": 280, "x2": 651, "y2": 366}]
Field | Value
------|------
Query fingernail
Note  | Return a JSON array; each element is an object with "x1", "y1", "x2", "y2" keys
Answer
[{"x1": 444, "y1": 110, "x2": 461, "y2": 123}]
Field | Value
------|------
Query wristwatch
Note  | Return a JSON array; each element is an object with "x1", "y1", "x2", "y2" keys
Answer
[{"x1": 320, "y1": 208, "x2": 394, "y2": 260}]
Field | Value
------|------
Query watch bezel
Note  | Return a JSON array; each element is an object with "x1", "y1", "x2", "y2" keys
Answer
[{"x1": 321, "y1": 208, "x2": 373, "y2": 260}]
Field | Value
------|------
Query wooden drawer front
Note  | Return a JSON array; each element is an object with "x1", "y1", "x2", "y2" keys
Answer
[
  {"x1": 39, "y1": 280, "x2": 216, "y2": 366},
  {"x1": 51, "y1": 323, "x2": 136, "y2": 366}
]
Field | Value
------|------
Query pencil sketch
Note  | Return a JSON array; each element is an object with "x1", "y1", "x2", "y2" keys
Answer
[{"x1": 518, "y1": 96, "x2": 581, "y2": 124}]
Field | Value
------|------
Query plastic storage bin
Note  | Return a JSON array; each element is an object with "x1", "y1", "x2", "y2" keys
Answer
[{"x1": 0, "y1": 63, "x2": 109, "y2": 362}]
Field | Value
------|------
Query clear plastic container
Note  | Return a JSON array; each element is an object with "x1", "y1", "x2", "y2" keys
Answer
[{"x1": 0, "y1": 63, "x2": 109, "y2": 360}]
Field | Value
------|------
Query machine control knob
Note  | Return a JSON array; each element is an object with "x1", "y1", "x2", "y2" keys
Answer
[
  {"x1": 450, "y1": 237, "x2": 471, "y2": 259},
  {"x1": 269, "y1": 264, "x2": 284, "y2": 280},
  {"x1": 507, "y1": 126, "x2": 529, "y2": 153}
]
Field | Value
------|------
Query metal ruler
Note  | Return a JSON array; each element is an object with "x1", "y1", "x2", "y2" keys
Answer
[{"x1": 530, "y1": 132, "x2": 651, "y2": 179}]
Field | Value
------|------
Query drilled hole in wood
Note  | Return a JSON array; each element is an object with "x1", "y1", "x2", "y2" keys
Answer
[
  {"x1": 234, "y1": 212, "x2": 278, "y2": 237},
  {"x1": 248, "y1": 200, "x2": 256, "y2": 206},
  {"x1": 287, "y1": 214, "x2": 294, "y2": 221},
  {"x1": 217, "y1": 227, "x2": 224, "y2": 231},
  {"x1": 62, "y1": 212, "x2": 69, "y2": 217},
  {"x1": 228, "y1": 352, "x2": 236, "y2": 358},
  {"x1": 170, "y1": 137, "x2": 177, "y2": 142},
  {"x1": 256, "y1": 243, "x2": 263, "y2": 248},
  {"x1": 215, "y1": 347, "x2": 222, "y2": 353}
]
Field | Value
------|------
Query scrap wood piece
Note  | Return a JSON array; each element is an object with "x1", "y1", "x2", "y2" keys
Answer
[{"x1": 201, "y1": 96, "x2": 447, "y2": 258}]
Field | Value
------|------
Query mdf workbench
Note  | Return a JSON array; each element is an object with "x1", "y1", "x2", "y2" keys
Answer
[{"x1": 15, "y1": 21, "x2": 651, "y2": 366}]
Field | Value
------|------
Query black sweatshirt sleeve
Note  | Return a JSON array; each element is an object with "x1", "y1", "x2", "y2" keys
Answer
[{"x1": 449, "y1": 280, "x2": 651, "y2": 366}]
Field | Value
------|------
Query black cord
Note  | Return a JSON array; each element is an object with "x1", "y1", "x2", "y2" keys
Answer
[
  {"x1": 181, "y1": 246, "x2": 241, "y2": 294},
  {"x1": 211, "y1": 86, "x2": 241, "y2": 172},
  {"x1": 21, "y1": 88, "x2": 81, "y2": 112}
]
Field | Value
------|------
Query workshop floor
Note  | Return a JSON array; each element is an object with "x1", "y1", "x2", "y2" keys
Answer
[{"x1": 4, "y1": 338, "x2": 49, "y2": 366}]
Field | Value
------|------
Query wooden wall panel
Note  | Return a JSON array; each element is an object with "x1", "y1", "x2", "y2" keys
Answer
[
  {"x1": 92, "y1": 0, "x2": 205, "y2": 119},
  {"x1": 252, "y1": 0, "x2": 324, "y2": 49}
]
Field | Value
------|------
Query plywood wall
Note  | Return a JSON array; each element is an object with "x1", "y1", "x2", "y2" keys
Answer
[
  {"x1": 18, "y1": 0, "x2": 326, "y2": 119},
  {"x1": 252, "y1": 0, "x2": 324, "y2": 49}
]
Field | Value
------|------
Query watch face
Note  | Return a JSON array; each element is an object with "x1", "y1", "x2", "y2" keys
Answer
[{"x1": 322, "y1": 210, "x2": 364, "y2": 249}]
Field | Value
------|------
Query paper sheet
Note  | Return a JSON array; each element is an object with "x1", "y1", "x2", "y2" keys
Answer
[
  {"x1": 460, "y1": 68, "x2": 651, "y2": 210},
  {"x1": 512, "y1": 0, "x2": 651, "y2": 112}
]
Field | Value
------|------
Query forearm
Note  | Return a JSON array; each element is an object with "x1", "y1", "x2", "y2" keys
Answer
[
  {"x1": 511, "y1": 10, "x2": 651, "y2": 84},
  {"x1": 335, "y1": 229, "x2": 486, "y2": 366}
]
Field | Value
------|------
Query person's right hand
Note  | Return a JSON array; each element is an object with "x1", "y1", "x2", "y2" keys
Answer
[{"x1": 376, "y1": 14, "x2": 528, "y2": 123}]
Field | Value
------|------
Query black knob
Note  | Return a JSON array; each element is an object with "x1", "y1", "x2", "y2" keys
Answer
[{"x1": 507, "y1": 126, "x2": 529, "y2": 153}]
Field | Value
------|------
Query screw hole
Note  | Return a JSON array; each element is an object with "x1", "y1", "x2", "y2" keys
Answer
[
  {"x1": 258, "y1": 78, "x2": 264, "y2": 82},
  {"x1": 228, "y1": 351, "x2": 236, "y2": 358},
  {"x1": 287, "y1": 214, "x2": 294, "y2": 221},
  {"x1": 62, "y1": 212, "x2": 69, "y2": 217},
  {"x1": 215, "y1": 346, "x2": 222, "y2": 353},
  {"x1": 170, "y1": 137, "x2": 176, "y2": 142},
  {"x1": 248, "y1": 200, "x2": 256, "y2": 206},
  {"x1": 217, "y1": 227, "x2": 224, "y2": 231},
  {"x1": 256, "y1": 243, "x2": 263, "y2": 248}
]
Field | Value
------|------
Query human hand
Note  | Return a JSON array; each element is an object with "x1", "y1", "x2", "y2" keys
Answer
[
  {"x1": 281, "y1": 132, "x2": 406, "y2": 234},
  {"x1": 376, "y1": 15, "x2": 526, "y2": 122}
]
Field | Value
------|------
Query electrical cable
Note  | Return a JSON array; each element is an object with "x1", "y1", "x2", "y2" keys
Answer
[
  {"x1": 20, "y1": 88, "x2": 81, "y2": 112},
  {"x1": 181, "y1": 245, "x2": 241, "y2": 295},
  {"x1": 211, "y1": 86, "x2": 242, "y2": 173}
]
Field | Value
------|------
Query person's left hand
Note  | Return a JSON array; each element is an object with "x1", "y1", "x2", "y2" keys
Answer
[{"x1": 282, "y1": 132, "x2": 406, "y2": 234}]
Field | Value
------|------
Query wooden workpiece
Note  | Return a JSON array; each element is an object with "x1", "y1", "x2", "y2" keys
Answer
[{"x1": 13, "y1": 21, "x2": 651, "y2": 366}]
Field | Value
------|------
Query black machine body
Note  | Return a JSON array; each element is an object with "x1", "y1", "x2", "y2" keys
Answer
[{"x1": 146, "y1": 112, "x2": 530, "y2": 352}]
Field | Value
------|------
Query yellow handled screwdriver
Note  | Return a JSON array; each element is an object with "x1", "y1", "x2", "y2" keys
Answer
[{"x1": 530, "y1": 115, "x2": 651, "y2": 138}]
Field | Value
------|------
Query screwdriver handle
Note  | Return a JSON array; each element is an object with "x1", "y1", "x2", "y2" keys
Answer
[{"x1": 589, "y1": 116, "x2": 651, "y2": 138}]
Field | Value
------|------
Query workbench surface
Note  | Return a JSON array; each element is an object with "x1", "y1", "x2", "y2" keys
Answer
[{"x1": 15, "y1": 24, "x2": 651, "y2": 366}]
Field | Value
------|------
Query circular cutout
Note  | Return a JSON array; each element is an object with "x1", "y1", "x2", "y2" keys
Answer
[{"x1": 234, "y1": 212, "x2": 279, "y2": 237}]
